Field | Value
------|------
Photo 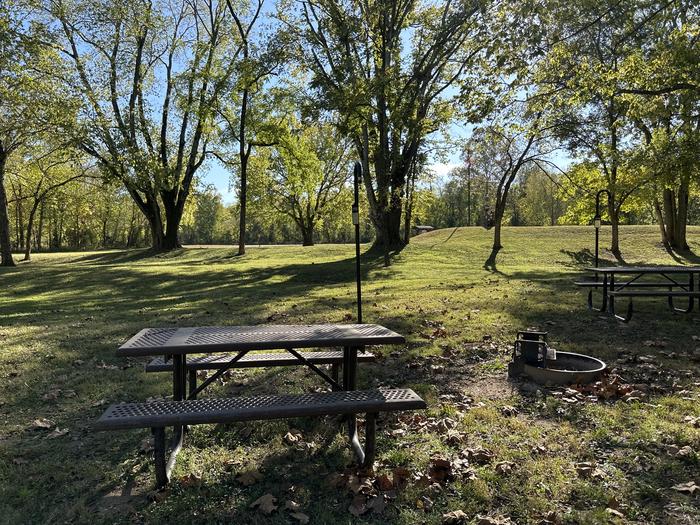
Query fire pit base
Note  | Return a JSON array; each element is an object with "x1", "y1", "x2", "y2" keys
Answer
[{"x1": 510, "y1": 351, "x2": 606, "y2": 386}]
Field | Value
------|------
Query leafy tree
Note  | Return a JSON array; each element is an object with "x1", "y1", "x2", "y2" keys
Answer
[
  {"x1": 289, "y1": 0, "x2": 491, "y2": 257},
  {"x1": 532, "y1": 0, "x2": 661, "y2": 258},
  {"x1": 50, "y1": 0, "x2": 239, "y2": 250},
  {"x1": 466, "y1": 113, "x2": 549, "y2": 269},
  {"x1": 7, "y1": 144, "x2": 89, "y2": 260},
  {"x1": 216, "y1": 0, "x2": 284, "y2": 255},
  {"x1": 262, "y1": 120, "x2": 351, "y2": 246},
  {"x1": 0, "y1": 1, "x2": 72, "y2": 265},
  {"x1": 620, "y1": 1, "x2": 700, "y2": 251},
  {"x1": 519, "y1": 167, "x2": 567, "y2": 226}
]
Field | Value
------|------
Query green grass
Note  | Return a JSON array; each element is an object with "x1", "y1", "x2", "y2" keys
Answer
[{"x1": 1, "y1": 225, "x2": 699, "y2": 524}]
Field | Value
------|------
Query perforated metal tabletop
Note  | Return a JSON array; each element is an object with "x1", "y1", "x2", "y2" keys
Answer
[{"x1": 117, "y1": 324, "x2": 405, "y2": 357}]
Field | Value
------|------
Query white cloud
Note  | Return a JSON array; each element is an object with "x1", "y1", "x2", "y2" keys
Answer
[{"x1": 427, "y1": 162, "x2": 460, "y2": 182}]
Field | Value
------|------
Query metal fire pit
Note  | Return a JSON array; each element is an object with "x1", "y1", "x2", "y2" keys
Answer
[{"x1": 508, "y1": 331, "x2": 606, "y2": 386}]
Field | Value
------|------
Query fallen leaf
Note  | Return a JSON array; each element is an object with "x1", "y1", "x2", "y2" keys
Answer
[
  {"x1": 672, "y1": 481, "x2": 699, "y2": 495},
  {"x1": 236, "y1": 468, "x2": 263, "y2": 486},
  {"x1": 500, "y1": 405, "x2": 519, "y2": 417},
  {"x1": 442, "y1": 509, "x2": 468, "y2": 524},
  {"x1": 250, "y1": 493, "x2": 277, "y2": 514},
  {"x1": 46, "y1": 428, "x2": 69, "y2": 439},
  {"x1": 392, "y1": 467, "x2": 411, "y2": 489},
  {"x1": 284, "y1": 430, "x2": 302, "y2": 445},
  {"x1": 376, "y1": 473, "x2": 393, "y2": 491},
  {"x1": 495, "y1": 461, "x2": 515, "y2": 475},
  {"x1": 606, "y1": 508, "x2": 624, "y2": 518},
  {"x1": 290, "y1": 511, "x2": 310, "y2": 524},
  {"x1": 429, "y1": 456, "x2": 453, "y2": 484},
  {"x1": 477, "y1": 516, "x2": 512, "y2": 525},
  {"x1": 31, "y1": 418, "x2": 53, "y2": 430},
  {"x1": 463, "y1": 447, "x2": 495, "y2": 464}
]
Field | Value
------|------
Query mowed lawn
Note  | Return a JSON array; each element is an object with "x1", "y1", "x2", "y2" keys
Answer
[{"x1": 1, "y1": 226, "x2": 699, "y2": 524}]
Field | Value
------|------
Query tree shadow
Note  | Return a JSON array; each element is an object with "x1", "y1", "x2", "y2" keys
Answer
[
  {"x1": 664, "y1": 244, "x2": 700, "y2": 265},
  {"x1": 559, "y1": 248, "x2": 620, "y2": 270}
]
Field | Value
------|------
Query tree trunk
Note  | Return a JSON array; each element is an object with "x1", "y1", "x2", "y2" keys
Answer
[
  {"x1": 607, "y1": 195, "x2": 621, "y2": 258},
  {"x1": 238, "y1": 159, "x2": 247, "y2": 255},
  {"x1": 23, "y1": 199, "x2": 40, "y2": 261},
  {"x1": 675, "y1": 177, "x2": 689, "y2": 251},
  {"x1": 660, "y1": 184, "x2": 689, "y2": 252},
  {"x1": 301, "y1": 226, "x2": 314, "y2": 246},
  {"x1": 0, "y1": 148, "x2": 15, "y2": 266},
  {"x1": 653, "y1": 196, "x2": 670, "y2": 248},
  {"x1": 492, "y1": 198, "x2": 506, "y2": 251},
  {"x1": 15, "y1": 185, "x2": 24, "y2": 250},
  {"x1": 36, "y1": 200, "x2": 45, "y2": 252}
]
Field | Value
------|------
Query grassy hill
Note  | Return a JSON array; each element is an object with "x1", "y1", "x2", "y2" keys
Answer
[{"x1": 1, "y1": 226, "x2": 699, "y2": 524}]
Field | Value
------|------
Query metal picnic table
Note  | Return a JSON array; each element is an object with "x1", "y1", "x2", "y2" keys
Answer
[
  {"x1": 579, "y1": 266, "x2": 700, "y2": 322},
  {"x1": 116, "y1": 323, "x2": 406, "y2": 481}
]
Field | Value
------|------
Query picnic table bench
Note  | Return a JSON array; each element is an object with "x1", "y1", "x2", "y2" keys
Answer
[
  {"x1": 96, "y1": 324, "x2": 426, "y2": 487},
  {"x1": 575, "y1": 266, "x2": 700, "y2": 322}
]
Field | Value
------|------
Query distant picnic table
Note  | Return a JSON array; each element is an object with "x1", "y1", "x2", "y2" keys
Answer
[
  {"x1": 96, "y1": 324, "x2": 426, "y2": 487},
  {"x1": 575, "y1": 266, "x2": 700, "y2": 322}
]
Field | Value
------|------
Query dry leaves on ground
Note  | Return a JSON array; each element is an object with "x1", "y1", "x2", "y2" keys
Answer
[
  {"x1": 46, "y1": 428, "x2": 69, "y2": 439},
  {"x1": 31, "y1": 418, "x2": 53, "y2": 430},
  {"x1": 250, "y1": 493, "x2": 277, "y2": 514},
  {"x1": 442, "y1": 509, "x2": 469, "y2": 524},
  {"x1": 672, "y1": 481, "x2": 699, "y2": 495},
  {"x1": 575, "y1": 462, "x2": 605, "y2": 480}
]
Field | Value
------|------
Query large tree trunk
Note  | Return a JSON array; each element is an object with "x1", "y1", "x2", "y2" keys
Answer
[
  {"x1": 0, "y1": 148, "x2": 15, "y2": 267},
  {"x1": 301, "y1": 225, "x2": 314, "y2": 246},
  {"x1": 660, "y1": 183, "x2": 690, "y2": 252}
]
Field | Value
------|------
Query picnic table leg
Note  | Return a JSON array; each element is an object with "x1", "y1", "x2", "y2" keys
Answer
[
  {"x1": 153, "y1": 427, "x2": 168, "y2": 488},
  {"x1": 608, "y1": 273, "x2": 615, "y2": 315},
  {"x1": 588, "y1": 273, "x2": 608, "y2": 312},
  {"x1": 668, "y1": 272, "x2": 695, "y2": 314},
  {"x1": 363, "y1": 413, "x2": 376, "y2": 468},
  {"x1": 343, "y1": 345, "x2": 366, "y2": 465},
  {"x1": 150, "y1": 354, "x2": 187, "y2": 486}
]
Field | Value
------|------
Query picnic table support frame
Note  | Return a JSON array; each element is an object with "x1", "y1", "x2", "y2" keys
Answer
[{"x1": 581, "y1": 267, "x2": 699, "y2": 322}]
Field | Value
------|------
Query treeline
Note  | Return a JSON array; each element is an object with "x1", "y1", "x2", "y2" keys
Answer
[{"x1": 1, "y1": 0, "x2": 699, "y2": 266}]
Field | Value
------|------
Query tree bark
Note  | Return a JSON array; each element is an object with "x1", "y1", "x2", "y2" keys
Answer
[
  {"x1": 23, "y1": 199, "x2": 41, "y2": 261},
  {"x1": 659, "y1": 182, "x2": 690, "y2": 252},
  {"x1": 238, "y1": 153, "x2": 248, "y2": 256},
  {"x1": 36, "y1": 200, "x2": 45, "y2": 252},
  {"x1": 653, "y1": 196, "x2": 670, "y2": 248},
  {"x1": 301, "y1": 226, "x2": 314, "y2": 246},
  {"x1": 0, "y1": 147, "x2": 15, "y2": 266}
]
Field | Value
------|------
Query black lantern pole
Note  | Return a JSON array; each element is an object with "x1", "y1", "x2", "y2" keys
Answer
[
  {"x1": 593, "y1": 189, "x2": 611, "y2": 272},
  {"x1": 353, "y1": 162, "x2": 363, "y2": 323}
]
